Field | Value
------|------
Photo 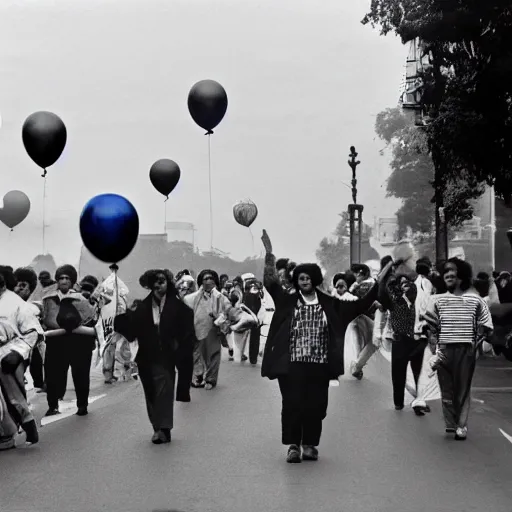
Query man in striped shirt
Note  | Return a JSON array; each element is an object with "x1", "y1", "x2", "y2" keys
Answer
[{"x1": 423, "y1": 258, "x2": 493, "y2": 440}]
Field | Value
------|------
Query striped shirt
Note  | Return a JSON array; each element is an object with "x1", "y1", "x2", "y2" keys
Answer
[{"x1": 423, "y1": 292, "x2": 493, "y2": 344}]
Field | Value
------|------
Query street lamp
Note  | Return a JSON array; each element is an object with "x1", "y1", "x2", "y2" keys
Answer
[{"x1": 347, "y1": 146, "x2": 364, "y2": 265}]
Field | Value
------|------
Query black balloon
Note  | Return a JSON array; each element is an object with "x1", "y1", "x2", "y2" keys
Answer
[
  {"x1": 188, "y1": 80, "x2": 228, "y2": 134},
  {"x1": 79, "y1": 194, "x2": 139, "y2": 264},
  {"x1": 149, "y1": 159, "x2": 181, "y2": 200},
  {"x1": 22, "y1": 111, "x2": 67, "y2": 176},
  {"x1": 56, "y1": 299, "x2": 82, "y2": 332}
]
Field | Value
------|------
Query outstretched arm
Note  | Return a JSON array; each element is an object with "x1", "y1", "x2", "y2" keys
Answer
[{"x1": 261, "y1": 229, "x2": 284, "y2": 305}]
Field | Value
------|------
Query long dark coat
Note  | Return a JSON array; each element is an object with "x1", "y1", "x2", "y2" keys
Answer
[
  {"x1": 261, "y1": 282, "x2": 378, "y2": 381},
  {"x1": 114, "y1": 291, "x2": 195, "y2": 370}
]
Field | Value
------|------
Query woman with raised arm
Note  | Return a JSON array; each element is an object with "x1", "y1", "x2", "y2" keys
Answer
[{"x1": 260, "y1": 230, "x2": 392, "y2": 463}]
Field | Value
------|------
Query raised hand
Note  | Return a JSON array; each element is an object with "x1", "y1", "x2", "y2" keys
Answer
[{"x1": 261, "y1": 229, "x2": 273, "y2": 254}]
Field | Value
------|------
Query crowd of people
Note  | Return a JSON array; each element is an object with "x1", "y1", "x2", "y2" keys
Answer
[{"x1": 0, "y1": 229, "x2": 507, "y2": 464}]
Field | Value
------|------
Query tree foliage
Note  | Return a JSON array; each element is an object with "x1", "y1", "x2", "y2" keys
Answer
[
  {"x1": 375, "y1": 108, "x2": 479, "y2": 234},
  {"x1": 316, "y1": 212, "x2": 378, "y2": 281},
  {"x1": 363, "y1": 0, "x2": 512, "y2": 212}
]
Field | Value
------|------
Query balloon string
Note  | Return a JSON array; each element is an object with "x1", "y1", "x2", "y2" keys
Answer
[
  {"x1": 164, "y1": 199, "x2": 167, "y2": 234},
  {"x1": 249, "y1": 227, "x2": 255, "y2": 256},
  {"x1": 42, "y1": 175, "x2": 47, "y2": 254},
  {"x1": 208, "y1": 133, "x2": 214, "y2": 251},
  {"x1": 41, "y1": 168, "x2": 47, "y2": 178}
]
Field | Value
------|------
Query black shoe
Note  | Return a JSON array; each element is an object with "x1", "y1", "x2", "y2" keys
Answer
[
  {"x1": 286, "y1": 445, "x2": 301, "y2": 463},
  {"x1": 76, "y1": 407, "x2": 88, "y2": 416},
  {"x1": 45, "y1": 407, "x2": 60, "y2": 417},
  {"x1": 22, "y1": 420, "x2": 39, "y2": 445},
  {"x1": 176, "y1": 392, "x2": 191, "y2": 402},
  {"x1": 413, "y1": 406, "x2": 425, "y2": 416},
  {"x1": 395, "y1": 405, "x2": 404, "y2": 411},
  {"x1": 241, "y1": 355, "x2": 248, "y2": 362},
  {"x1": 302, "y1": 445, "x2": 319, "y2": 461},
  {"x1": 151, "y1": 430, "x2": 168, "y2": 444},
  {"x1": 445, "y1": 427, "x2": 456, "y2": 434},
  {"x1": 162, "y1": 428, "x2": 171, "y2": 443}
]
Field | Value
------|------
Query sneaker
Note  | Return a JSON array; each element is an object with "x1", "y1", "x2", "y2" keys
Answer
[
  {"x1": 302, "y1": 445, "x2": 318, "y2": 461},
  {"x1": 455, "y1": 427, "x2": 467, "y2": 440},
  {"x1": 45, "y1": 408, "x2": 60, "y2": 417},
  {"x1": 241, "y1": 355, "x2": 248, "y2": 362},
  {"x1": 228, "y1": 349, "x2": 234, "y2": 361},
  {"x1": 286, "y1": 444, "x2": 301, "y2": 464}
]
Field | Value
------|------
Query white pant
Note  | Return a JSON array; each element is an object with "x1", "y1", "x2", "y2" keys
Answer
[
  {"x1": 232, "y1": 331, "x2": 250, "y2": 362},
  {"x1": 410, "y1": 344, "x2": 441, "y2": 407}
]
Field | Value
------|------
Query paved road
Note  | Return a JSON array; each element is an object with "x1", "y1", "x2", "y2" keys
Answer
[{"x1": 2, "y1": 350, "x2": 512, "y2": 512}]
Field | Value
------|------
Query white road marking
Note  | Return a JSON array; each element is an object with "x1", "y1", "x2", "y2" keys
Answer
[
  {"x1": 40, "y1": 394, "x2": 107, "y2": 426},
  {"x1": 499, "y1": 428, "x2": 512, "y2": 444}
]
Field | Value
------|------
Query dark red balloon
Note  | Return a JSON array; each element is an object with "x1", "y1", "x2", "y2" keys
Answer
[
  {"x1": 149, "y1": 159, "x2": 181, "y2": 199},
  {"x1": 188, "y1": 80, "x2": 228, "y2": 134},
  {"x1": 22, "y1": 111, "x2": 67, "y2": 176}
]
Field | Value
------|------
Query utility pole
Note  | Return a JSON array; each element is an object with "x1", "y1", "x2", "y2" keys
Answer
[{"x1": 347, "y1": 146, "x2": 363, "y2": 266}]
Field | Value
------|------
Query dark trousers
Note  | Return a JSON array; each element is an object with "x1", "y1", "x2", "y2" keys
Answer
[
  {"x1": 45, "y1": 336, "x2": 94, "y2": 410},
  {"x1": 138, "y1": 363, "x2": 176, "y2": 431},
  {"x1": 277, "y1": 364, "x2": 330, "y2": 447},
  {"x1": 30, "y1": 346, "x2": 45, "y2": 389},
  {"x1": 249, "y1": 327, "x2": 261, "y2": 364},
  {"x1": 175, "y1": 349, "x2": 193, "y2": 401},
  {"x1": 437, "y1": 343, "x2": 476, "y2": 429},
  {"x1": 391, "y1": 336, "x2": 426, "y2": 407}
]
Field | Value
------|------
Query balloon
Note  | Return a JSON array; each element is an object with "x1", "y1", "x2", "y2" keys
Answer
[
  {"x1": 149, "y1": 159, "x2": 181, "y2": 200},
  {"x1": 233, "y1": 199, "x2": 258, "y2": 228},
  {"x1": 188, "y1": 80, "x2": 228, "y2": 134},
  {"x1": 0, "y1": 190, "x2": 31, "y2": 229},
  {"x1": 22, "y1": 111, "x2": 67, "y2": 177},
  {"x1": 79, "y1": 194, "x2": 139, "y2": 264}
]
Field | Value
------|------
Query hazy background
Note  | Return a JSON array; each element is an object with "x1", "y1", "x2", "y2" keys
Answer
[{"x1": 0, "y1": 0, "x2": 404, "y2": 267}]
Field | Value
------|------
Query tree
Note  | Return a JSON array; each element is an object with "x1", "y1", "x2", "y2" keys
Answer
[
  {"x1": 316, "y1": 212, "x2": 378, "y2": 282},
  {"x1": 375, "y1": 107, "x2": 479, "y2": 235},
  {"x1": 362, "y1": 1, "x2": 512, "y2": 215}
]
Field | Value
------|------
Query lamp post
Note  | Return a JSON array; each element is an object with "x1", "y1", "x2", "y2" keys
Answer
[{"x1": 347, "y1": 146, "x2": 363, "y2": 266}]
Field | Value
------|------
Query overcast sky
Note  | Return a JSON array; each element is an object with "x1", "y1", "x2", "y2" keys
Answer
[{"x1": 0, "y1": 0, "x2": 404, "y2": 269}]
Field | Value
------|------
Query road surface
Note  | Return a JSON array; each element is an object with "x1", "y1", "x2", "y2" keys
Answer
[{"x1": 1, "y1": 350, "x2": 512, "y2": 512}]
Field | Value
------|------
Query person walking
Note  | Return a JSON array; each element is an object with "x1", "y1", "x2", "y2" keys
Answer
[
  {"x1": 424, "y1": 258, "x2": 493, "y2": 440},
  {"x1": 115, "y1": 269, "x2": 195, "y2": 443},
  {"x1": 41, "y1": 265, "x2": 98, "y2": 417}
]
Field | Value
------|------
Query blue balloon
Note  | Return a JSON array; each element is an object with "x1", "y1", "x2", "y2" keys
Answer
[{"x1": 79, "y1": 194, "x2": 139, "y2": 264}]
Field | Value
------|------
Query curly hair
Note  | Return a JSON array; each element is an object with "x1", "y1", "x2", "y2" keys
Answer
[
  {"x1": 139, "y1": 269, "x2": 175, "y2": 290},
  {"x1": 445, "y1": 257, "x2": 473, "y2": 291},
  {"x1": 197, "y1": 269, "x2": 220, "y2": 289},
  {"x1": 332, "y1": 271, "x2": 356, "y2": 289},
  {"x1": 0, "y1": 266, "x2": 16, "y2": 291},
  {"x1": 292, "y1": 263, "x2": 324, "y2": 289},
  {"x1": 14, "y1": 267, "x2": 38, "y2": 293}
]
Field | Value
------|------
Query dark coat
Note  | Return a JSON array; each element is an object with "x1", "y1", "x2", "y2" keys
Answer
[
  {"x1": 261, "y1": 283, "x2": 378, "y2": 380},
  {"x1": 114, "y1": 291, "x2": 195, "y2": 369}
]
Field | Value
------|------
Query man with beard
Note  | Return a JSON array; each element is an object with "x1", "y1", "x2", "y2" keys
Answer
[{"x1": 424, "y1": 258, "x2": 493, "y2": 440}]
